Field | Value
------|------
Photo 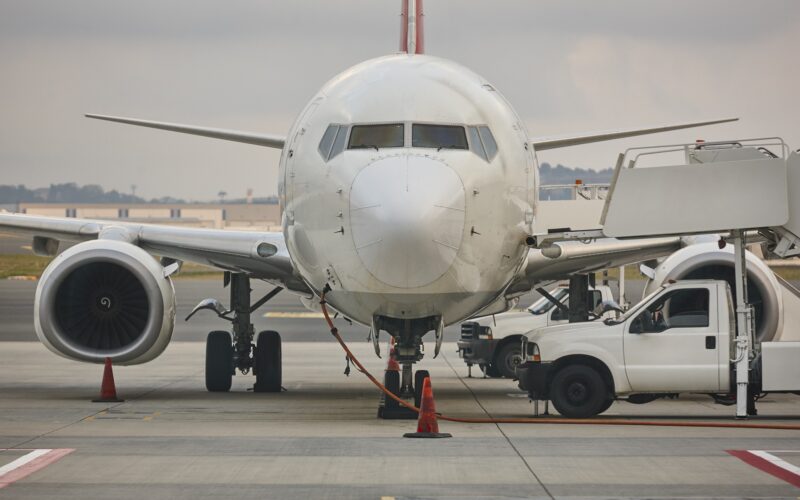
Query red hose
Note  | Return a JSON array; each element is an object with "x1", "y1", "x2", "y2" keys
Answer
[{"x1": 319, "y1": 291, "x2": 800, "y2": 430}]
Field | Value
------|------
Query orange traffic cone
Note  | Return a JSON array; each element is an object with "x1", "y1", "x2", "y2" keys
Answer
[
  {"x1": 403, "y1": 377, "x2": 451, "y2": 438},
  {"x1": 93, "y1": 357, "x2": 124, "y2": 403}
]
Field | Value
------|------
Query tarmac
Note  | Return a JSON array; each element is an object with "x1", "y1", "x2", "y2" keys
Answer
[
  {"x1": 1, "y1": 339, "x2": 800, "y2": 499},
  {"x1": 2, "y1": 278, "x2": 800, "y2": 498}
]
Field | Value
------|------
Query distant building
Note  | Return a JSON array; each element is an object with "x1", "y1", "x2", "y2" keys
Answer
[{"x1": 18, "y1": 203, "x2": 281, "y2": 231}]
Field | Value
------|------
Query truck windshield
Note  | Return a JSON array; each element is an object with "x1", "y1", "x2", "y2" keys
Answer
[{"x1": 528, "y1": 288, "x2": 568, "y2": 315}]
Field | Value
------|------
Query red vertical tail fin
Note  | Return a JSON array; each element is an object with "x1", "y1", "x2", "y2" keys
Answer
[{"x1": 400, "y1": 0, "x2": 425, "y2": 54}]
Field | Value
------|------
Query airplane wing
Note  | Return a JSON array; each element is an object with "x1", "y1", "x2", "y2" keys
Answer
[
  {"x1": 0, "y1": 212, "x2": 310, "y2": 293},
  {"x1": 509, "y1": 236, "x2": 683, "y2": 294},
  {"x1": 85, "y1": 114, "x2": 286, "y2": 149},
  {"x1": 531, "y1": 118, "x2": 738, "y2": 151}
]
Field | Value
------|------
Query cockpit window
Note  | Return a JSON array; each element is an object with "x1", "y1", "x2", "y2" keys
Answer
[
  {"x1": 412, "y1": 124, "x2": 468, "y2": 150},
  {"x1": 478, "y1": 126, "x2": 498, "y2": 160},
  {"x1": 468, "y1": 125, "x2": 498, "y2": 162},
  {"x1": 348, "y1": 124, "x2": 404, "y2": 150},
  {"x1": 319, "y1": 124, "x2": 348, "y2": 161},
  {"x1": 467, "y1": 127, "x2": 486, "y2": 161}
]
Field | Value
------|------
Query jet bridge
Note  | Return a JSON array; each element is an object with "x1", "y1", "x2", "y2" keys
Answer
[{"x1": 531, "y1": 138, "x2": 800, "y2": 418}]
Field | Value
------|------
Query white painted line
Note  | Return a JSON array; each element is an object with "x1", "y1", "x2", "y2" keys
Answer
[
  {"x1": 728, "y1": 449, "x2": 800, "y2": 488},
  {"x1": 0, "y1": 448, "x2": 74, "y2": 489},
  {"x1": 750, "y1": 450, "x2": 800, "y2": 476},
  {"x1": 0, "y1": 449, "x2": 51, "y2": 477}
]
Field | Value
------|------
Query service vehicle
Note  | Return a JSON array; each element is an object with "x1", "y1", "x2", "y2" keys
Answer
[
  {"x1": 458, "y1": 284, "x2": 616, "y2": 378},
  {"x1": 517, "y1": 279, "x2": 800, "y2": 417}
]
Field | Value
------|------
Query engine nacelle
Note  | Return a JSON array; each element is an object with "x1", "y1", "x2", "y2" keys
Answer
[
  {"x1": 34, "y1": 240, "x2": 176, "y2": 365},
  {"x1": 643, "y1": 242, "x2": 782, "y2": 342}
]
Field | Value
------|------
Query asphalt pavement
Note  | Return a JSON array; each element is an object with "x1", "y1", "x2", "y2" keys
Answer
[{"x1": 0, "y1": 341, "x2": 799, "y2": 499}]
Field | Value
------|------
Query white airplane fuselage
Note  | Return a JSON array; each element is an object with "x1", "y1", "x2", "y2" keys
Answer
[{"x1": 279, "y1": 54, "x2": 537, "y2": 327}]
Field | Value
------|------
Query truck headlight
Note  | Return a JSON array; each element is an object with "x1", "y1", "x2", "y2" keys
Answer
[
  {"x1": 525, "y1": 342, "x2": 541, "y2": 362},
  {"x1": 478, "y1": 326, "x2": 493, "y2": 340}
]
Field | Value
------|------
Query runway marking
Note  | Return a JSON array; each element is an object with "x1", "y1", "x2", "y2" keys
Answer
[
  {"x1": 263, "y1": 312, "x2": 325, "y2": 319},
  {"x1": 0, "y1": 448, "x2": 74, "y2": 489},
  {"x1": 727, "y1": 449, "x2": 800, "y2": 488}
]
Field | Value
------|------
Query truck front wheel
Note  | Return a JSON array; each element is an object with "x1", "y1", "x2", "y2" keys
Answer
[
  {"x1": 494, "y1": 342, "x2": 523, "y2": 379},
  {"x1": 550, "y1": 364, "x2": 608, "y2": 418}
]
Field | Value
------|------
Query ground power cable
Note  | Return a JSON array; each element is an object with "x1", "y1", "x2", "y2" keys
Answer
[{"x1": 320, "y1": 288, "x2": 800, "y2": 431}]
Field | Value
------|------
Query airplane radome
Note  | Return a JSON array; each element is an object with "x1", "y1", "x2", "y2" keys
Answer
[{"x1": 0, "y1": 0, "x2": 747, "y2": 395}]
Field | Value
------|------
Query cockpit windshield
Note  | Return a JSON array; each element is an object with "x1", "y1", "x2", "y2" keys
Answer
[
  {"x1": 348, "y1": 124, "x2": 404, "y2": 150},
  {"x1": 412, "y1": 124, "x2": 468, "y2": 150}
]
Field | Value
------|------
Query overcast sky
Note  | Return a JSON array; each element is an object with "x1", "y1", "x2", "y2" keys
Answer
[{"x1": 1, "y1": 0, "x2": 798, "y2": 200}]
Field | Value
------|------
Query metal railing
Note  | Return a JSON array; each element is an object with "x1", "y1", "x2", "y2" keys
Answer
[
  {"x1": 539, "y1": 183, "x2": 610, "y2": 201},
  {"x1": 619, "y1": 137, "x2": 788, "y2": 169}
]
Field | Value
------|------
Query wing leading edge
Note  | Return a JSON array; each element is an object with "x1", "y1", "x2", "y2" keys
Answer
[
  {"x1": 85, "y1": 114, "x2": 286, "y2": 149},
  {"x1": 531, "y1": 118, "x2": 738, "y2": 151},
  {"x1": 0, "y1": 212, "x2": 308, "y2": 294}
]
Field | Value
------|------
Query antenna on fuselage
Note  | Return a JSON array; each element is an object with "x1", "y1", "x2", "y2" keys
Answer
[{"x1": 400, "y1": 0, "x2": 425, "y2": 54}]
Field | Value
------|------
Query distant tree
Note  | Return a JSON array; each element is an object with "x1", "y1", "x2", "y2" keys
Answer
[{"x1": 0, "y1": 184, "x2": 43, "y2": 203}]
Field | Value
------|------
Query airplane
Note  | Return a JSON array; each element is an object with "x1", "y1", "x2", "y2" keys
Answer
[{"x1": 2, "y1": 0, "x2": 781, "y2": 403}]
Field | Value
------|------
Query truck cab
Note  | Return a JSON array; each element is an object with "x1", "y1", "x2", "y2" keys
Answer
[
  {"x1": 458, "y1": 284, "x2": 615, "y2": 378},
  {"x1": 518, "y1": 280, "x2": 734, "y2": 417}
]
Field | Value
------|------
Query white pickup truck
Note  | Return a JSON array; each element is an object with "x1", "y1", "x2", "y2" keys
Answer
[
  {"x1": 458, "y1": 284, "x2": 616, "y2": 378},
  {"x1": 517, "y1": 279, "x2": 800, "y2": 418}
]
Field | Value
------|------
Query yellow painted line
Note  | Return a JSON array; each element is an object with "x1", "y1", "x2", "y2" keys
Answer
[{"x1": 263, "y1": 312, "x2": 325, "y2": 319}]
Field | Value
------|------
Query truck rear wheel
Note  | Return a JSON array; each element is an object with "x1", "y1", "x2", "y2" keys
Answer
[{"x1": 550, "y1": 364, "x2": 608, "y2": 418}]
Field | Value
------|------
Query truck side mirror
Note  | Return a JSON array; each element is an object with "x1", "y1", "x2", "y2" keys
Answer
[{"x1": 594, "y1": 300, "x2": 623, "y2": 318}]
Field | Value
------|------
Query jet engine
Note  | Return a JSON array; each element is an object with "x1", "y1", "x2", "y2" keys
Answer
[
  {"x1": 643, "y1": 242, "x2": 782, "y2": 342},
  {"x1": 34, "y1": 239, "x2": 176, "y2": 365}
]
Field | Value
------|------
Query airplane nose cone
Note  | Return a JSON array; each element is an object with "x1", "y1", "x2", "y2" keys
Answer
[{"x1": 349, "y1": 155, "x2": 466, "y2": 289}]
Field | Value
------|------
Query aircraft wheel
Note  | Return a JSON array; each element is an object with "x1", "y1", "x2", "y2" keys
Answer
[
  {"x1": 254, "y1": 330, "x2": 282, "y2": 392},
  {"x1": 550, "y1": 364, "x2": 607, "y2": 418},
  {"x1": 206, "y1": 331, "x2": 233, "y2": 392},
  {"x1": 413, "y1": 369, "x2": 430, "y2": 408}
]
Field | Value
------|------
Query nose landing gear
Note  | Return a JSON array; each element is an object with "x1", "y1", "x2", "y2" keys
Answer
[
  {"x1": 187, "y1": 272, "x2": 283, "y2": 393},
  {"x1": 375, "y1": 321, "x2": 436, "y2": 419}
]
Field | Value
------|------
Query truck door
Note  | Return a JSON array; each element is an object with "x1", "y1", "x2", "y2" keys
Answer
[{"x1": 623, "y1": 285, "x2": 720, "y2": 392}]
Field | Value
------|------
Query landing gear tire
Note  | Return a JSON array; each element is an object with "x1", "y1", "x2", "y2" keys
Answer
[
  {"x1": 494, "y1": 342, "x2": 523, "y2": 379},
  {"x1": 254, "y1": 330, "x2": 282, "y2": 393},
  {"x1": 550, "y1": 364, "x2": 607, "y2": 418},
  {"x1": 206, "y1": 331, "x2": 233, "y2": 392},
  {"x1": 414, "y1": 369, "x2": 430, "y2": 408}
]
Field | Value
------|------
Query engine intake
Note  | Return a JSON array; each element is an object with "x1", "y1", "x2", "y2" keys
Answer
[
  {"x1": 644, "y1": 242, "x2": 782, "y2": 342},
  {"x1": 35, "y1": 240, "x2": 176, "y2": 365}
]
